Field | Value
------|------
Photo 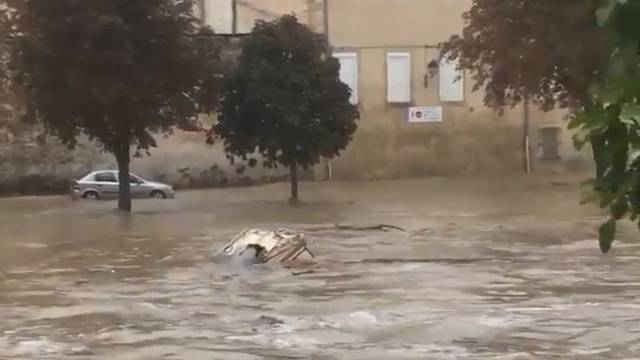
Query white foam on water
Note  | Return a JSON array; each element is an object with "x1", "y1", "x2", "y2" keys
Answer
[
  {"x1": 0, "y1": 337, "x2": 91, "y2": 358},
  {"x1": 410, "y1": 343, "x2": 470, "y2": 358},
  {"x1": 345, "y1": 311, "x2": 379, "y2": 328},
  {"x1": 225, "y1": 332, "x2": 325, "y2": 351},
  {"x1": 15, "y1": 242, "x2": 49, "y2": 249},
  {"x1": 569, "y1": 347, "x2": 610, "y2": 355},
  {"x1": 492, "y1": 352, "x2": 534, "y2": 359},
  {"x1": 315, "y1": 310, "x2": 382, "y2": 331},
  {"x1": 476, "y1": 313, "x2": 532, "y2": 328}
]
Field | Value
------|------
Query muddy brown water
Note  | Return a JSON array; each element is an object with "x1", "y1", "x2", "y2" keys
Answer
[{"x1": 1, "y1": 176, "x2": 640, "y2": 359}]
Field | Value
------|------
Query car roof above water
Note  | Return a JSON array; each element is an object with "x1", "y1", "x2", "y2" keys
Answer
[{"x1": 80, "y1": 170, "x2": 141, "y2": 181}]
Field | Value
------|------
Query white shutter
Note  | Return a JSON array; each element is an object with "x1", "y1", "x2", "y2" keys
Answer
[
  {"x1": 439, "y1": 58, "x2": 464, "y2": 102},
  {"x1": 204, "y1": 0, "x2": 233, "y2": 34},
  {"x1": 387, "y1": 52, "x2": 412, "y2": 103},
  {"x1": 333, "y1": 53, "x2": 359, "y2": 104},
  {"x1": 193, "y1": 0, "x2": 203, "y2": 21}
]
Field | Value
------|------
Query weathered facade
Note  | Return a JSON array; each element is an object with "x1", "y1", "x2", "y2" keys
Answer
[
  {"x1": 324, "y1": 0, "x2": 590, "y2": 179},
  {"x1": 202, "y1": 0, "x2": 592, "y2": 180},
  {"x1": 0, "y1": 0, "x2": 592, "y2": 195}
]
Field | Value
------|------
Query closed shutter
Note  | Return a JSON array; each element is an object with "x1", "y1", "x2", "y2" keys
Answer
[
  {"x1": 204, "y1": 0, "x2": 233, "y2": 34},
  {"x1": 333, "y1": 52, "x2": 359, "y2": 104},
  {"x1": 439, "y1": 57, "x2": 464, "y2": 102},
  {"x1": 387, "y1": 52, "x2": 412, "y2": 103}
]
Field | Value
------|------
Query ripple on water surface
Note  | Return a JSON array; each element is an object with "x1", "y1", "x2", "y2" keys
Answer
[{"x1": 1, "y1": 184, "x2": 640, "y2": 359}]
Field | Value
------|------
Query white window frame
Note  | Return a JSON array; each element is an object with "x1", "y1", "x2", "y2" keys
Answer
[
  {"x1": 386, "y1": 52, "x2": 412, "y2": 104},
  {"x1": 333, "y1": 52, "x2": 359, "y2": 105}
]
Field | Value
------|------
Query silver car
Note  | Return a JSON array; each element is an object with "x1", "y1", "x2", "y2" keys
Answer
[{"x1": 71, "y1": 170, "x2": 175, "y2": 200}]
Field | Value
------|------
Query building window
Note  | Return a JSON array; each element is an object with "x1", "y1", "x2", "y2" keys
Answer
[
  {"x1": 333, "y1": 52, "x2": 359, "y2": 104},
  {"x1": 203, "y1": 0, "x2": 233, "y2": 34},
  {"x1": 439, "y1": 57, "x2": 464, "y2": 102},
  {"x1": 386, "y1": 52, "x2": 412, "y2": 103}
]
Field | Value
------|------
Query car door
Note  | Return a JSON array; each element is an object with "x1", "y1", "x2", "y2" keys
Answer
[
  {"x1": 129, "y1": 173, "x2": 147, "y2": 198},
  {"x1": 93, "y1": 171, "x2": 119, "y2": 198}
]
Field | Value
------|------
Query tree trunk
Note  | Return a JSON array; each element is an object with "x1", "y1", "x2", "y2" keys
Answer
[
  {"x1": 289, "y1": 162, "x2": 299, "y2": 202},
  {"x1": 116, "y1": 148, "x2": 132, "y2": 212},
  {"x1": 591, "y1": 135, "x2": 606, "y2": 180},
  {"x1": 583, "y1": 98, "x2": 606, "y2": 180}
]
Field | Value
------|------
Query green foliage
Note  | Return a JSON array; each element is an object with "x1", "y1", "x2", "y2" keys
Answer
[
  {"x1": 443, "y1": 0, "x2": 640, "y2": 252},
  {"x1": 10, "y1": 0, "x2": 223, "y2": 211},
  {"x1": 599, "y1": 218, "x2": 617, "y2": 253},
  {"x1": 213, "y1": 15, "x2": 358, "y2": 200},
  {"x1": 570, "y1": 0, "x2": 640, "y2": 252}
]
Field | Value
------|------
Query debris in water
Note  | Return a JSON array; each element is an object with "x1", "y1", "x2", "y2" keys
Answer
[
  {"x1": 292, "y1": 269, "x2": 315, "y2": 276},
  {"x1": 212, "y1": 228, "x2": 314, "y2": 265},
  {"x1": 306, "y1": 223, "x2": 407, "y2": 232},
  {"x1": 334, "y1": 224, "x2": 406, "y2": 232}
]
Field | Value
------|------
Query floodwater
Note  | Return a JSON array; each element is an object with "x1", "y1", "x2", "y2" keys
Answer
[{"x1": 1, "y1": 175, "x2": 640, "y2": 359}]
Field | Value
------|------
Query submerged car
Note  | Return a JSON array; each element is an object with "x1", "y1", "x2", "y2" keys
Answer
[
  {"x1": 71, "y1": 170, "x2": 175, "y2": 200},
  {"x1": 212, "y1": 228, "x2": 315, "y2": 266}
]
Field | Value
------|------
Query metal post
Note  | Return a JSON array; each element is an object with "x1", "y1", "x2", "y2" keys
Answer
[
  {"x1": 323, "y1": 0, "x2": 333, "y2": 180},
  {"x1": 232, "y1": 0, "x2": 238, "y2": 34},
  {"x1": 523, "y1": 95, "x2": 532, "y2": 174},
  {"x1": 323, "y1": 0, "x2": 330, "y2": 44},
  {"x1": 199, "y1": 0, "x2": 206, "y2": 26}
]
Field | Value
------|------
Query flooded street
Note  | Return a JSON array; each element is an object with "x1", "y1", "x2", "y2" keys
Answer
[{"x1": 1, "y1": 176, "x2": 640, "y2": 359}]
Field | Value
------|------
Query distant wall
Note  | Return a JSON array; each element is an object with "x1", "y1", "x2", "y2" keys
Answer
[
  {"x1": 0, "y1": 127, "x2": 289, "y2": 196},
  {"x1": 0, "y1": 0, "x2": 595, "y2": 196}
]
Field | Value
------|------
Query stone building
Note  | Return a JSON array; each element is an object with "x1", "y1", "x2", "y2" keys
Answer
[
  {"x1": 200, "y1": 0, "x2": 592, "y2": 179},
  {"x1": 0, "y1": 0, "x2": 592, "y2": 195}
]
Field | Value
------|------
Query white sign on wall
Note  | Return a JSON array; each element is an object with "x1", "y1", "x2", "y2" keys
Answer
[{"x1": 408, "y1": 106, "x2": 443, "y2": 123}]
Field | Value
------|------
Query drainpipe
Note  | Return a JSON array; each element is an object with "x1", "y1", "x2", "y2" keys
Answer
[
  {"x1": 199, "y1": 0, "x2": 206, "y2": 26},
  {"x1": 523, "y1": 94, "x2": 532, "y2": 174},
  {"x1": 324, "y1": 0, "x2": 334, "y2": 180},
  {"x1": 231, "y1": 0, "x2": 238, "y2": 34},
  {"x1": 323, "y1": 0, "x2": 330, "y2": 45}
]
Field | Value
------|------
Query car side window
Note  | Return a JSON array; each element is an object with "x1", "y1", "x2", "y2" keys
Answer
[
  {"x1": 94, "y1": 172, "x2": 117, "y2": 182},
  {"x1": 129, "y1": 174, "x2": 142, "y2": 184}
]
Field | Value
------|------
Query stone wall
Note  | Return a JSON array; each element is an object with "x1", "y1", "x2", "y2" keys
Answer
[
  {"x1": 0, "y1": 0, "x2": 596, "y2": 195},
  {"x1": 0, "y1": 126, "x2": 291, "y2": 196}
]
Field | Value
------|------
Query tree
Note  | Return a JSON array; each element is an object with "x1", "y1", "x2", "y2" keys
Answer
[
  {"x1": 569, "y1": 0, "x2": 640, "y2": 252},
  {"x1": 10, "y1": 0, "x2": 222, "y2": 212},
  {"x1": 441, "y1": 0, "x2": 605, "y2": 110},
  {"x1": 441, "y1": 0, "x2": 610, "y2": 174},
  {"x1": 212, "y1": 15, "x2": 358, "y2": 202},
  {"x1": 445, "y1": 0, "x2": 640, "y2": 253}
]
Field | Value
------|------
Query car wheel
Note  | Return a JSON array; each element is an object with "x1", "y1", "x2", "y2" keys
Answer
[
  {"x1": 83, "y1": 191, "x2": 99, "y2": 200},
  {"x1": 150, "y1": 190, "x2": 167, "y2": 199}
]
